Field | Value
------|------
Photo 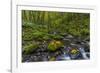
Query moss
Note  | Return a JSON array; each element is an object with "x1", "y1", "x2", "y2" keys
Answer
[
  {"x1": 49, "y1": 57, "x2": 56, "y2": 61},
  {"x1": 23, "y1": 42, "x2": 39, "y2": 54},
  {"x1": 48, "y1": 40, "x2": 63, "y2": 51},
  {"x1": 70, "y1": 48, "x2": 79, "y2": 55}
]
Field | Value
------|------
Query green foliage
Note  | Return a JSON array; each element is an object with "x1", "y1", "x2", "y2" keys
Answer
[
  {"x1": 22, "y1": 11, "x2": 90, "y2": 39},
  {"x1": 22, "y1": 30, "x2": 34, "y2": 41},
  {"x1": 23, "y1": 42, "x2": 39, "y2": 54},
  {"x1": 22, "y1": 24, "x2": 34, "y2": 41},
  {"x1": 48, "y1": 34, "x2": 63, "y2": 40},
  {"x1": 33, "y1": 30, "x2": 50, "y2": 40},
  {"x1": 22, "y1": 10, "x2": 90, "y2": 54}
]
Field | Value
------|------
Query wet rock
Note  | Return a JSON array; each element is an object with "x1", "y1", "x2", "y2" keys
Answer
[
  {"x1": 22, "y1": 55, "x2": 31, "y2": 62},
  {"x1": 35, "y1": 52, "x2": 41, "y2": 56},
  {"x1": 66, "y1": 35, "x2": 74, "y2": 39},
  {"x1": 35, "y1": 48, "x2": 47, "y2": 52},
  {"x1": 86, "y1": 53, "x2": 90, "y2": 58},
  {"x1": 81, "y1": 43, "x2": 90, "y2": 52},
  {"x1": 56, "y1": 54, "x2": 70, "y2": 60},
  {"x1": 78, "y1": 48, "x2": 89, "y2": 59},
  {"x1": 30, "y1": 55, "x2": 37, "y2": 61}
]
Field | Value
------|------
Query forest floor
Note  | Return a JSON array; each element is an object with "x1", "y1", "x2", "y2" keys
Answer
[{"x1": 22, "y1": 35, "x2": 90, "y2": 62}]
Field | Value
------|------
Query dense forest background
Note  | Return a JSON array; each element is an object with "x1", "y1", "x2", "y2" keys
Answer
[
  {"x1": 22, "y1": 10, "x2": 90, "y2": 62},
  {"x1": 22, "y1": 10, "x2": 90, "y2": 40}
]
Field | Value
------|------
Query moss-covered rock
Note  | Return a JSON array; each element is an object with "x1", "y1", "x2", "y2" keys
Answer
[
  {"x1": 69, "y1": 48, "x2": 79, "y2": 55},
  {"x1": 49, "y1": 57, "x2": 56, "y2": 61},
  {"x1": 48, "y1": 40, "x2": 63, "y2": 51}
]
